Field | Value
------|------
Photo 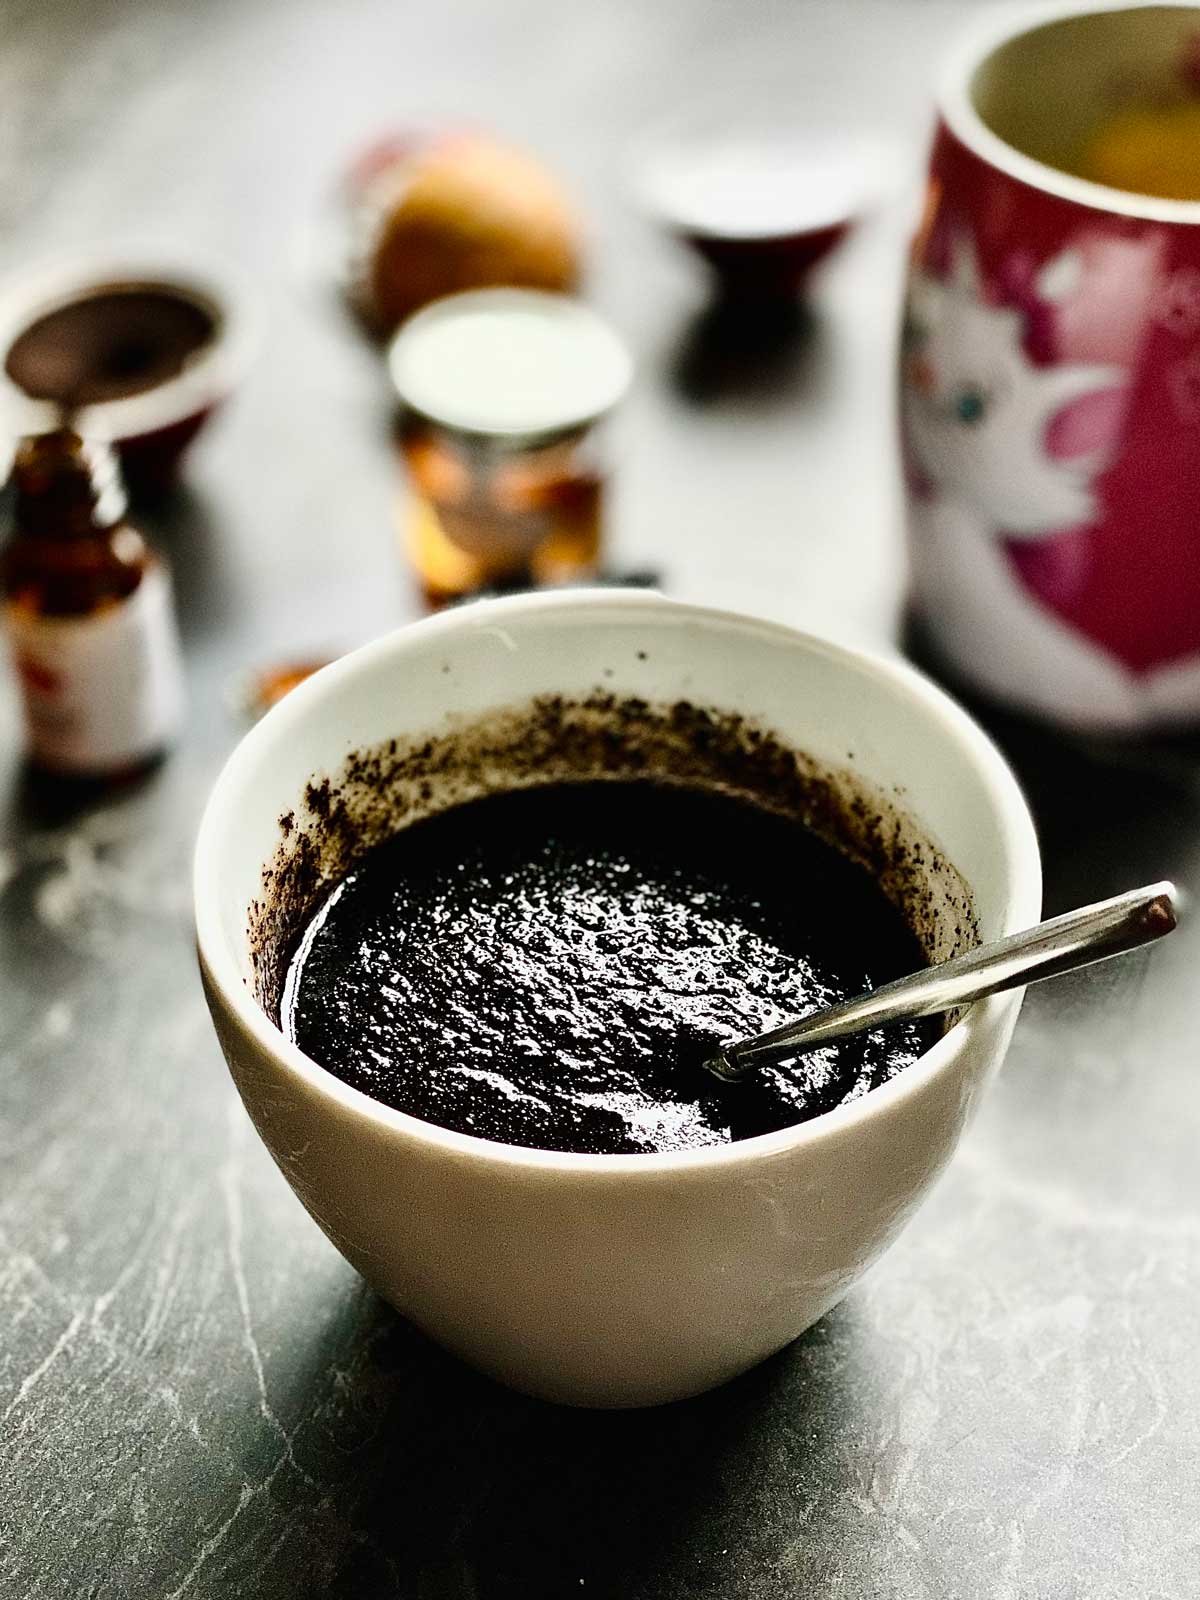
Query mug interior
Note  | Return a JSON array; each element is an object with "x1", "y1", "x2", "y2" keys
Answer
[
  {"x1": 195, "y1": 592, "x2": 1041, "y2": 1164},
  {"x1": 972, "y1": 4, "x2": 1200, "y2": 175},
  {"x1": 941, "y1": 1, "x2": 1200, "y2": 223}
]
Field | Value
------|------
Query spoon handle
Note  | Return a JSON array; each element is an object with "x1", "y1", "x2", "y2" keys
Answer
[{"x1": 707, "y1": 881, "x2": 1178, "y2": 1083}]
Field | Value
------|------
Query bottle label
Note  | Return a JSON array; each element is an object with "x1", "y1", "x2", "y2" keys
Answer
[{"x1": 5, "y1": 563, "x2": 184, "y2": 774}]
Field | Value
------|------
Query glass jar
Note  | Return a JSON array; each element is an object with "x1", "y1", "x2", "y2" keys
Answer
[{"x1": 388, "y1": 288, "x2": 631, "y2": 608}]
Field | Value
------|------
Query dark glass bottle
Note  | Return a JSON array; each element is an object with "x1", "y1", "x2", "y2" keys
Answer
[{"x1": 2, "y1": 428, "x2": 184, "y2": 776}]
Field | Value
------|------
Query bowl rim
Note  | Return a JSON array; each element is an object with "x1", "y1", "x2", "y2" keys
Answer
[
  {"x1": 629, "y1": 128, "x2": 894, "y2": 244},
  {"x1": 0, "y1": 249, "x2": 257, "y2": 441},
  {"x1": 194, "y1": 589, "x2": 1043, "y2": 1177},
  {"x1": 939, "y1": 0, "x2": 1200, "y2": 225}
]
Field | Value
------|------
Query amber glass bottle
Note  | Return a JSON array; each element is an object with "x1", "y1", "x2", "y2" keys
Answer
[
  {"x1": 2, "y1": 429, "x2": 184, "y2": 776},
  {"x1": 399, "y1": 419, "x2": 605, "y2": 607}
]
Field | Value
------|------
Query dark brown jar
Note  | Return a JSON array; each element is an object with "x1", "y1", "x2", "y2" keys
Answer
[{"x1": 2, "y1": 428, "x2": 184, "y2": 776}]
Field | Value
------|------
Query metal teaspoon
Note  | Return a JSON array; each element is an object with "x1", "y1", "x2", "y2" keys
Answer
[{"x1": 705, "y1": 881, "x2": 1179, "y2": 1084}]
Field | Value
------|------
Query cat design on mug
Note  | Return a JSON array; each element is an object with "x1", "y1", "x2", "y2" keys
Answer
[{"x1": 903, "y1": 233, "x2": 1200, "y2": 728}]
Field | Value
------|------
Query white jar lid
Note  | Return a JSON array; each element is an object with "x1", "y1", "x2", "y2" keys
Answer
[{"x1": 387, "y1": 288, "x2": 632, "y2": 440}]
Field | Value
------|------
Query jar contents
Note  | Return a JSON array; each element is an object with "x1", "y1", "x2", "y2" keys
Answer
[
  {"x1": 4, "y1": 286, "x2": 217, "y2": 408},
  {"x1": 1, "y1": 428, "x2": 185, "y2": 776},
  {"x1": 400, "y1": 422, "x2": 604, "y2": 606},
  {"x1": 388, "y1": 288, "x2": 631, "y2": 609},
  {"x1": 282, "y1": 780, "x2": 938, "y2": 1155}
]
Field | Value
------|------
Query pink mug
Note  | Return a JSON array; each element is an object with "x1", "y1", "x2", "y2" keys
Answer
[{"x1": 902, "y1": 0, "x2": 1200, "y2": 732}]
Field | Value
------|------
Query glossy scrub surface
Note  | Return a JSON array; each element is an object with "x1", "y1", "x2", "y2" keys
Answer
[{"x1": 282, "y1": 781, "x2": 937, "y2": 1154}]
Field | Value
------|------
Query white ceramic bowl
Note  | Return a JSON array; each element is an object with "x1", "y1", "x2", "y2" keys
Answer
[{"x1": 195, "y1": 591, "x2": 1040, "y2": 1408}]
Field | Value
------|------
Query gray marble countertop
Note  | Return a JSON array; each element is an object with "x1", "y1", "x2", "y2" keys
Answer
[{"x1": 1, "y1": 1, "x2": 1197, "y2": 1595}]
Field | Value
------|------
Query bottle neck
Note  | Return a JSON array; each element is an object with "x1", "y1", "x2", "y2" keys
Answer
[{"x1": 11, "y1": 430, "x2": 128, "y2": 540}]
